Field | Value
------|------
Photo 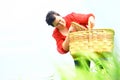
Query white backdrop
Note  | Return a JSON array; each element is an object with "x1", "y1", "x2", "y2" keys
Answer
[{"x1": 0, "y1": 0, "x2": 120, "y2": 80}]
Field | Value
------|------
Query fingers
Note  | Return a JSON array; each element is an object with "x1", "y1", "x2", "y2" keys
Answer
[{"x1": 68, "y1": 26, "x2": 75, "y2": 33}]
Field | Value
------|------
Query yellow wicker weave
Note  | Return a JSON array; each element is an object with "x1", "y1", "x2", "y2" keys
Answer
[{"x1": 69, "y1": 29, "x2": 115, "y2": 56}]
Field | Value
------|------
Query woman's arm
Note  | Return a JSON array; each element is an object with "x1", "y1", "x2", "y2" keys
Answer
[
  {"x1": 70, "y1": 12, "x2": 95, "y2": 28},
  {"x1": 62, "y1": 25, "x2": 77, "y2": 52},
  {"x1": 52, "y1": 30, "x2": 69, "y2": 54},
  {"x1": 62, "y1": 35, "x2": 69, "y2": 52}
]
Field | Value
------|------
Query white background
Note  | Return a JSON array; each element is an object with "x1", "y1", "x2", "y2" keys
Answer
[{"x1": 0, "y1": 0, "x2": 120, "y2": 80}]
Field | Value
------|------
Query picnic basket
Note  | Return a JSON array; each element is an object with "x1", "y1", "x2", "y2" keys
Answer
[{"x1": 69, "y1": 22, "x2": 115, "y2": 57}]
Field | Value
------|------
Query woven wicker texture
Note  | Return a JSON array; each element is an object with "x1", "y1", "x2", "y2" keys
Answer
[{"x1": 69, "y1": 29, "x2": 115, "y2": 55}]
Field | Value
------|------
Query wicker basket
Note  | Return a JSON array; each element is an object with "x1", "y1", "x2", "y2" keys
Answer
[{"x1": 69, "y1": 29, "x2": 115, "y2": 56}]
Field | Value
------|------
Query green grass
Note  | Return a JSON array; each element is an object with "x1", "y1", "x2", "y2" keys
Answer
[{"x1": 55, "y1": 51, "x2": 120, "y2": 80}]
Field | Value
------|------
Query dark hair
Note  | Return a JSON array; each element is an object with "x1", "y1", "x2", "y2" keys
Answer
[{"x1": 45, "y1": 11, "x2": 60, "y2": 26}]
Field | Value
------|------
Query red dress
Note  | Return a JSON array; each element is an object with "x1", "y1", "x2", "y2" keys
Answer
[{"x1": 52, "y1": 12, "x2": 95, "y2": 54}]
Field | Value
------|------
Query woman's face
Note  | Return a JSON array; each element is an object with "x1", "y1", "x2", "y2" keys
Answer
[{"x1": 52, "y1": 15, "x2": 66, "y2": 28}]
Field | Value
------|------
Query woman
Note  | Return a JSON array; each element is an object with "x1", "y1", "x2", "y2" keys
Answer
[{"x1": 45, "y1": 10, "x2": 95, "y2": 68}]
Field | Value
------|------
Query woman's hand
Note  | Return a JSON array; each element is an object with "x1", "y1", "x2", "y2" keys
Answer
[
  {"x1": 68, "y1": 25, "x2": 76, "y2": 33},
  {"x1": 88, "y1": 16, "x2": 95, "y2": 30}
]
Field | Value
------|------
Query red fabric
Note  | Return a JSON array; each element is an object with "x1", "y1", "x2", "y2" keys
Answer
[{"x1": 52, "y1": 12, "x2": 95, "y2": 54}]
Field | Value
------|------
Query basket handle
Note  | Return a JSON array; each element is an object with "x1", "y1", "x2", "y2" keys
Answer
[{"x1": 71, "y1": 22, "x2": 88, "y2": 31}]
